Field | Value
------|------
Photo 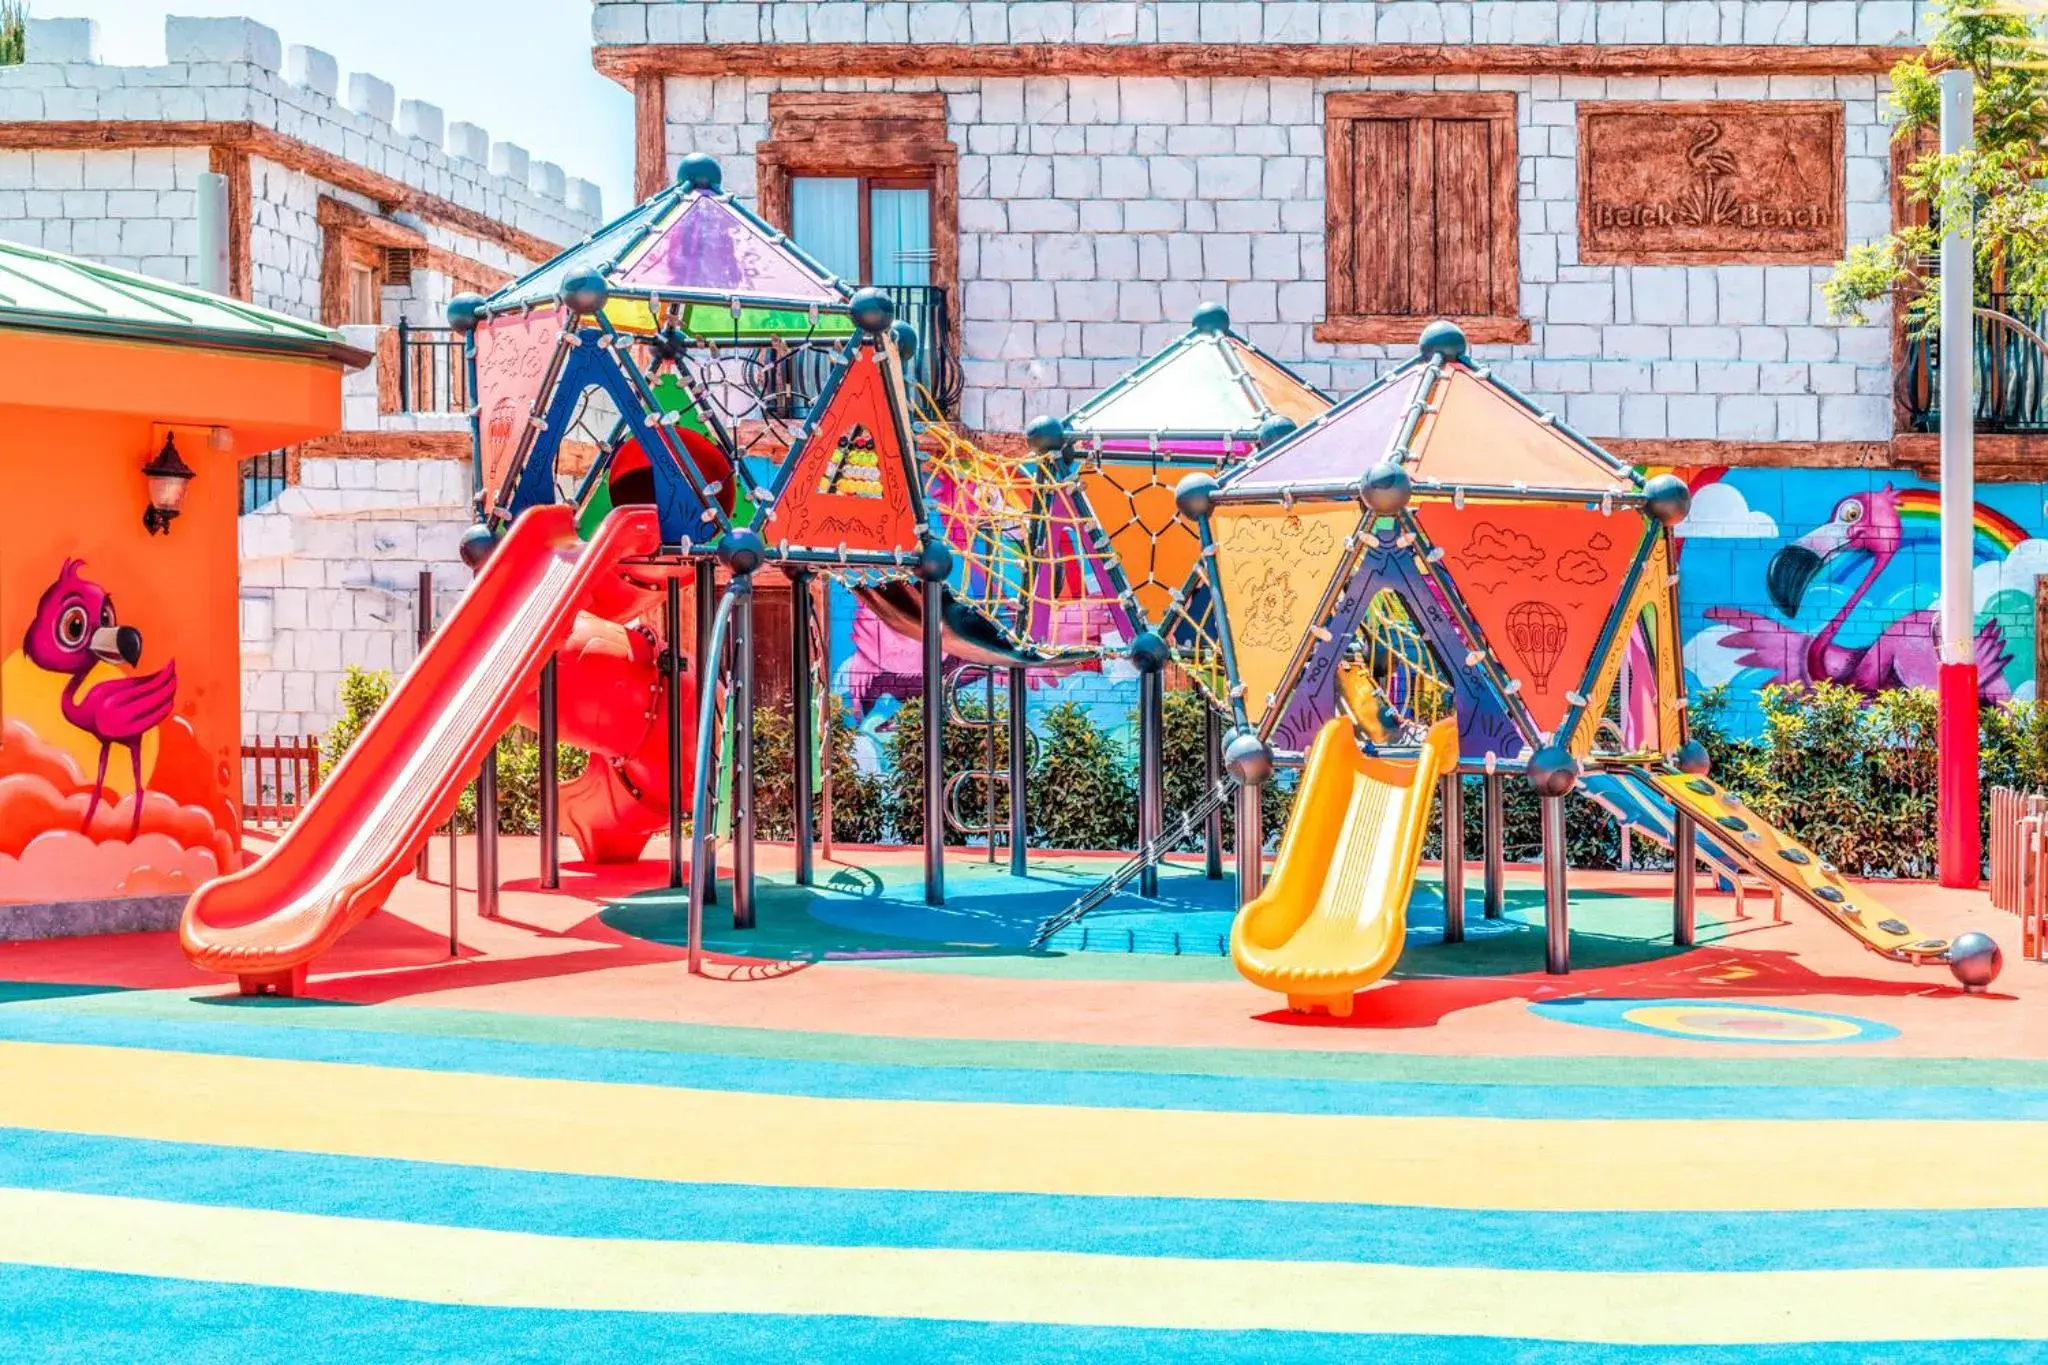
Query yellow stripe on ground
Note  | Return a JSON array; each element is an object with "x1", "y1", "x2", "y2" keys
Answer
[
  {"x1": 1, "y1": 1188, "x2": 2046, "y2": 1344},
  {"x1": 6, "y1": 1041, "x2": 2048, "y2": 1213}
]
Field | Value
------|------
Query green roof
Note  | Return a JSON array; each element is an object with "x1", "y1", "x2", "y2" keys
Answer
[{"x1": 0, "y1": 241, "x2": 370, "y2": 365}]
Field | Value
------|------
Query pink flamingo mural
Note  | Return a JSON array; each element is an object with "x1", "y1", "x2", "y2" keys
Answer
[
  {"x1": 21, "y1": 560, "x2": 179, "y2": 835},
  {"x1": 1706, "y1": 486, "x2": 2012, "y2": 700}
]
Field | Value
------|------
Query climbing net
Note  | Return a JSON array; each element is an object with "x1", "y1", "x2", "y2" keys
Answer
[
  {"x1": 913, "y1": 392, "x2": 1131, "y2": 654},
  {"x1": 1355, "y1": 589, "x2": 1453, "y2": 735}
]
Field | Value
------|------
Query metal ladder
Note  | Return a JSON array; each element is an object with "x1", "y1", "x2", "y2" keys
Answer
[
  {"x1": 1027, "y1": 776, "x2": 1236, "y2": 950},
  {"x1": 941, "y1": 665, "x2": 1034, "y2": 858}
]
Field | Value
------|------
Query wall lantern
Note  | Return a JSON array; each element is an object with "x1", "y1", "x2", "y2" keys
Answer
[{"x1": 141, "y1": 432, "x2": 196, "y2": 535}]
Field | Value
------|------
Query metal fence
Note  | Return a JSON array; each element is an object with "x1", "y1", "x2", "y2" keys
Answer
[
  {"x1": 755, "y1": 283, "x2": 962, "y2": 419},
  {"x1": 240, "y1": 447, "x2": 290, "y2": 513},
  {"x1": 1900, "y1": 295, "x2": 2048, "y2": 433},
  {"x1": 395, "y1": 320, "x2": 472, "y2": 415}
]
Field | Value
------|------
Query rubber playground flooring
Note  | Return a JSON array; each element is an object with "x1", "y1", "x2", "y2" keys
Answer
[{"x1": 0, "y1": 837, "x2": 2041, "y2": 1361}]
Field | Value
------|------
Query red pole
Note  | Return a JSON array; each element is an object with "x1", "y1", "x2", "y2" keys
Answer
[{"x1": 1938, "y1": 662, "x2": 1981, "y2": 886}]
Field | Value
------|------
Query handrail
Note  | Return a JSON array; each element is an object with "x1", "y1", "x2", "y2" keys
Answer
[
  {"x1": 687, "y1": 573, "x2": 750, "y2": 974},
  {"x1": 1026, "y1": 776, "x2": 1236, "y2": 950}
]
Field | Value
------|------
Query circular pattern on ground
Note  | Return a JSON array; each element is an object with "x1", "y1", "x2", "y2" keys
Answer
[{"x1": 1527, "y1": 998, "x2": 1900, "y2": 1045}]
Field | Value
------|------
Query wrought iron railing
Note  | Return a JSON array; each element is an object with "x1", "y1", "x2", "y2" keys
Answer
[
  {"x1": 240, "y1": 447, "x2": 290, "y2": 513},
  {"x1": 395, "y1": 320, "x2": 472, "y2": 415},
  {"x1": 1900, "y1": 294, "x2": 2048, "y2": 434},
  {"x1": 753, "y1": 284, "x2": 962, "y2": 419}
]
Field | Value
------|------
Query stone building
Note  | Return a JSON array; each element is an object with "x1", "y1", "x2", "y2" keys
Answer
[
  {"x1": 590, "y1": 0, "x2": 1941, "y2": 467},
  {"x1": 0, "y1": 16, "x2": 604, "y2": 738}
]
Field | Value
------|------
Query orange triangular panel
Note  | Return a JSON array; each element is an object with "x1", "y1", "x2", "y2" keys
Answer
[
  {"x1": 1408, "y1": 370, "x2": 1631, "y2": 495},
  {"x1": 474, "y1": 306, "x2": 565, "y2": 511},
  {"x1": 1208, "y1": 504, "x2": 1365, "y2": 727},
  {"x1": 1229, "y1": 340, "x2": 1331, "y2": 427},
  {"x1": 760, "y1": 346, "x2": 921, "y2": 554},
  {"x1": 1080, "y1": 462, "x2": 1211, "y2": 630},
  {"x1": 1413, "y1": 501, "x2": 1649, "y2": 737}
]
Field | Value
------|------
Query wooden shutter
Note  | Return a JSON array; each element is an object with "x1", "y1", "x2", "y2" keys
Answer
[{"x1": 1324, "y1": 92, "x2": 1521, "y2": 341}]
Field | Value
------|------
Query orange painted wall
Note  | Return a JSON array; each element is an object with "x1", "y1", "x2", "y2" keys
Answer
[{"x1": 0, "y1": 333, "x2": 345, "y2": 904}]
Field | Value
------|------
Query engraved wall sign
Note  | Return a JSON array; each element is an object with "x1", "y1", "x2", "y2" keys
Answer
[{"x1": 1577, "y1": 101, "x2": 1846, "y2": 265}]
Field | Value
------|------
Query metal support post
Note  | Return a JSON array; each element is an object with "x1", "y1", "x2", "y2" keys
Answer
[
  {"x1": 476, "y1": 752, "x2": 500, "y2": 920},
  {"x1": 1441, "y1": 774, "x2": 1465, "y2": 944},
  {"x1": 791, "y1": 570, "x2": 815, "y2": 886},
  {"x1": 666, "y1": 576, "x2": 686, "y2": 891},
  {"x1": 732, "y1": 575, "x2": 756, "y2": 928},
  {"x1": 1673, "y1": 808, "x2": 1698, "y2": 947},
  {"x1": 1008, "y1": 666, "x2": 1028, "y2": 877},
  {"x1": 923, "y1": 577, "x2": 946, "y2": 906},
  {"x1": 1542, "y1": 793, "x2": 1569, "y2": 974},
  {"x1": 414, "y1": 570, "x2": 434, "y2": 880},
  {"x1": 1235, "y1": 780, "x2": 1265, "y2": 905},
  {"x1": 695, "y1": 564, "x2": 718, "y2": 906},
  {"x1": 1936, "y1": 67, "x2": 1982, "y2": 888},
  {"x1": 1138, "y1": 665, "x2": 1163, "y2": 897},
  {"x1": 1203, "y1": 706, "x2": 1224, "y2": 880},
  {"x1": 538, "y1": 657, "x2": 560, "y2": 890},
  {"x1": 1483, "y1": 772, "x2": 1506, "y2": 919}
]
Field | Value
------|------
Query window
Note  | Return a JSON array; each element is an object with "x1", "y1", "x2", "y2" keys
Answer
[
  {"x1": 1321, "y1": 92, "x2": 1527, "y2": 345},
  {"x1": 240, "y1": 447, "x2": 292, "y2": 514},
  {"x1": 790, "y1": 177, "x2": 934, "y2": 287}
]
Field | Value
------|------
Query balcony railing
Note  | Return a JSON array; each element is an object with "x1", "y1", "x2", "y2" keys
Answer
[
  {"x1": 1901, "y1": 296, "x2": 2048, "y2": 434},
  {"x1": 395, "y1": 320, "x2": 472, "y2": 415},
  {"x1": 753, "y1": 284, "x2": 962, "y2": 420}
]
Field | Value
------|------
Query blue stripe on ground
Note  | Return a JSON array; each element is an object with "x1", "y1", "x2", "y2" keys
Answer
[
  {"x1": 0, "y1": 1007, "x2": 2040, "y2": 1120},
  {"x1": 2, "y1": 1129, "x2": 2044, "y2": 1273},
  {"x1": 0, "y1": 1266, "x2": 2040, "y2": 1364}
]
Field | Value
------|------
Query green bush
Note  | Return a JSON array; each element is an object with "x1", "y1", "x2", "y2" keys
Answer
[
  {"x1": 1027, "y1": 699, "x2": 1138, "y2": 850},
  {"x1": 751, "y1": 694, "x2": 889, "y2": 845},
  {"x1": 1159, "y1": 688, "x2": 1295, "y2": 852},
  {"x1": 320, "y1": 665, "x2": 587, "y2": 835},
  {"x1": 880, "y1": 691, "x2": 1026, "y2": 846}
]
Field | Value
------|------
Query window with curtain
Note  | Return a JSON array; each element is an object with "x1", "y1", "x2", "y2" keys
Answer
[{"x1": 789, "y1": 176, "x2": 933, "y2": 287}]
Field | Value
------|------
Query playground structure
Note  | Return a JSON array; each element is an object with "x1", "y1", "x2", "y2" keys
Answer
[{"x1": 177, "y1": 154, "x2": 2004, "y2": 1005}]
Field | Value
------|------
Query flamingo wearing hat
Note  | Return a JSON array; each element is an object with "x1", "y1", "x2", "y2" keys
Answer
[{"x1": 21, "y1": 561, "x2": 178, "y2": 836}]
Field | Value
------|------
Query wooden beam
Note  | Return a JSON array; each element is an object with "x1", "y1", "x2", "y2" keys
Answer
[
  {"x1": 1603, "y1": 439, "x2": 1897, "y2": 468},
  {"x1": 318, "y1": 195, "x2": 429, "y2": 250},
  {"x1": 207, "y1": 144, "x2": 251, "y2": 300},
  {"x1": 1315, "y1": 316, "x2": 1531, "y2": 345},
  {"x1": 594, "y1": 42, "x2": 1916, "y2": 83},
  {"x1": 634, "y1": 72, "x2": 667, "y2": 202},
  {"x1": 0, "y1": 121, "x2": 574, "y2": 263}
]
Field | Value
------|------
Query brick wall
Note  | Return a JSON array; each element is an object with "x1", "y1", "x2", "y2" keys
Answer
[{"x1": 0, "y1": 147, "x2": 210, "y2": 282}]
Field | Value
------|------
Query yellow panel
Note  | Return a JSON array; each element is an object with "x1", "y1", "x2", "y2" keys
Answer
[
  {"x1": 601, "y1": 297, "x2": 659, "y2": 335},
  {"x1": 1568, "y1": 531, "x2": 1667, "y2": 761},
  {"x1": 1207, "y1": 504, "x2": 1364, "y2": 726}
]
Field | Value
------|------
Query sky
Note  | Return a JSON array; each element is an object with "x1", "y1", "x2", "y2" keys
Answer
[{"x1": 56, "y1": 0, "x2": 634, "y2": 217}]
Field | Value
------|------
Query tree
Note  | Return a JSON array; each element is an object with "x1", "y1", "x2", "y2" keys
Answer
[
  {"x1": 1, "y1": 2, "x2": 25, "y2": 66},
  {"x1": 1823, "y1": 0, "x2": 2048, "y2": 329}
]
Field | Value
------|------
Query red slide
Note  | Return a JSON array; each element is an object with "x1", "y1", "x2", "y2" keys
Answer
[{"x1": 181, "y1": 506, "x2": 661, "y2": 995}]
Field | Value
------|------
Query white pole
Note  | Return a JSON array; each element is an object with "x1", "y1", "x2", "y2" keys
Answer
[
  {"x1": 1936, "y1": 67, "x2": 1981, "y2": 888},
  {"x1": 196, "y1": 170, "x2": 230, "y2": 296},
  {"x1": 1938, "y1": 68, "x2": 1975, "y2": 657}
]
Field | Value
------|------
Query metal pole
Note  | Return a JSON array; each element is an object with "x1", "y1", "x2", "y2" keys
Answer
[
  {"x1": 732, "y1": 574, "x2": 756, "y2": 929},
  {"x1": 666, "y1": 575, "x2": 686, "y2": 891},
  {"x1": 1542, "y1": 793, "x2": 1568, "y2": 974},
  {"x1": 414, "y1": 570, "x2": 434, "y2": 880},
  {"x1": 1138, "y1": 665, "x2": 1163, "y2": 897},
  {"x1": 984, "y1": 669, "x2": 997, "y2": 865},
  {"x1": 923, "y1": 577, "x2": 946, "y2": 906},
  {"x1": 447, "y1": 817, "x2": 458, "y2": 955},
  {"x1": 1441, "y1": 774, "x2": 1465, "y2": 944},
  {"x1": 476, "y1": 752, "x2": 499, "y2": 920},
  {"x1": 1204, "y1": 705, "x2": 1224, "y2": 879},
  {"x1": 821, "y1": 581, "x2": 835, "y2": 862},
  {"x1": 695, "y1": 563, "x2": 719, "y2": 905},
  {"x1": 1483, "y1": 771, "x2": 1506, "y2": 919},
  {"x1": 686, "y1": 583, "x2": 743, "y2": 976},
  {"x1": 1937, "y1": 67, "x2": 1982, "y2": 889},
  {"x1": 1673, "y1": 808, "x2": 1698, "y2": 947},
  {"x1": 791, "y1": 570, "x2": 815, "y2": 886},
  {"x1": 1008, "y1": 665, "x2": 1028, "y2": 877},
  {"x1": 538, "y1": 657, "x2": 559, "y2": 890},
  {"x1": 196, "y1": 170, "x2": 229, "y2": 295},
  {"x1": 1235, "y1": 779, "x2": 1265, "y2": 904}
]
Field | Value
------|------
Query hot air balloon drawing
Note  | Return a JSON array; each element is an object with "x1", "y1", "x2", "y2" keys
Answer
[{"x1": 1505, "y1": 600, "x2": 1566, "y2": 694}]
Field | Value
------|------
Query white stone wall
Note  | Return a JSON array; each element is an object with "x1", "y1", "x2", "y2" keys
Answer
[
  {"x1": 238, "y1": 457, "x2": 475, "y2": 738},
  {"x1": 662, "y1": 70, "x2": 1899, "y2": 445},
  {"x1": 0, "y1": 147, "x2": 210, "y2": 282}
]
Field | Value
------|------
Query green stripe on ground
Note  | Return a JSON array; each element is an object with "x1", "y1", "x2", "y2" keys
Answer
[{"x1": 7, "y1": 984, "x2": 2046, "y2": 1090}]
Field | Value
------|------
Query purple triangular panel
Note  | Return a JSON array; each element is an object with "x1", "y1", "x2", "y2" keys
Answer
[
  {"x1": 1227, "y1": 370, "x2": 1423, "y2": 491},
  {"x1": 615, "y1": 196, "x2": 840, "y2": 302}
]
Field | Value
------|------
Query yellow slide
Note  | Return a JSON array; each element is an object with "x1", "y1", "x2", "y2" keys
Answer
[{"x1": 1231, "y1": 716, "x2": 1458, "y2": 1016}]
